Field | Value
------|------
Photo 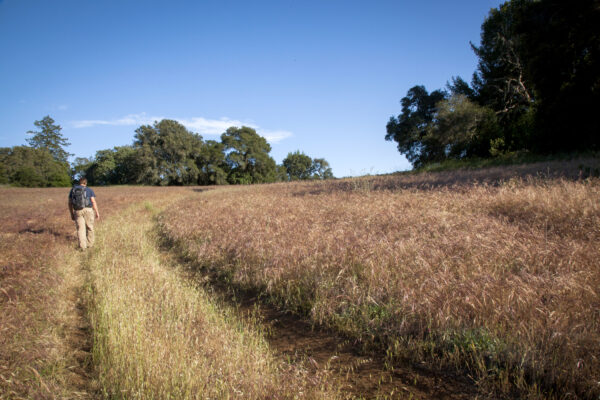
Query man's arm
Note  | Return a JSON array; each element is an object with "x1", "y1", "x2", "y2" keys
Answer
[{"x1": 90, "y1": 197, "x2": 100, "y2": 219}]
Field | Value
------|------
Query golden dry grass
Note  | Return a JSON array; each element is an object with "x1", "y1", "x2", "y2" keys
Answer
[
  {"x1": 85, "y1": 198, "x2": 337, "y2": 399},
  {"x1": 0, "y1": 186, "x2": 190, "y2": 398},
  {"x1": 160, "y1": 165, "x2": 600, "y2": 399}
]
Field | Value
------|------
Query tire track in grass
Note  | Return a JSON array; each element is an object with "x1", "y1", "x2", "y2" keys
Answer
[
  {"x1": 158, "y1": 229, "x2": 485, "y2": 400},
  {"x1": 235, "y1": 294, "x2": 483, "y2": 400},
  {"x1": 0, "y1": 186, "x2": 194, "y2": 399},
  {"x1": 86, "y1": 199, "x2": 337, "y2": 399}
]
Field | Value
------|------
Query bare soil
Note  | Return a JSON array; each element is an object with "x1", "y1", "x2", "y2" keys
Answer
[
  {"x1": 229, "y1": 291, "x2": 487, "y2": 400},
  {"x1": 168, "y1": 251, "x2": 488, "y2": 400}
]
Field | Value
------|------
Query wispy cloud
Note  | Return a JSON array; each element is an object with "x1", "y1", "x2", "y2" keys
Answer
[
  {"x1": 177, "y1": 117, "x2": 251, "y2": 135},
  {"x1": 58, "y1": 104, "x2": 69, "y2": 111},
  {"x1": 261, "y1": 130, "x2": 293, "y2": 143},
  {"x1": 71, "y1": 113, "x2": 293, "y2": 143},
  {"x1": 71, "y1": 113, "x2": 161, "y2": 128}
]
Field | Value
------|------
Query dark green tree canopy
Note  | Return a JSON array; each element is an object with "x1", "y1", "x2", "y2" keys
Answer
[
  {"x1": 428, "y1": 94, "x2": 500, "y2": 159},
  {"x1": 71, "y1": 157, "x2": 94, "y2": 181},
  {"x1": 0, "y1": 146, "x2": 71, "y2": 187},
  {"x1": 517, "y1": 0, "x2": 600, "y2": 152},
  {"x1": 73, "y1": 123, "x2": 303, "y2": 186},
  {"x1": 311, "y1": 158, "x2": 334, "y2": 180},
  {"x1": 134, "y1": 119, "x2": 204, "y2": 185},
  {"x1": 196, "y1": 139, "x2": 228, "y2": 185},
  {"x1": 471, "y1": 1, "x2": 534, "y2": 116},
  {"x1": 26, "y1": 116, "x2": 72, "y2": 164},
  {"x1": 386, "y1": 89, "x2": 501, "y2": 168},
  {"x1": 283, "y1": 151, "x2": 313, "y2": 180},
  {"x1": 81, "y1": 146, "x2": 140, "y2": 186},
  {"x1": 221, "y1": 126, "x2": 277, "y2": 184},
  {"x1": 447, "y1": 76, "x2": 476, "y2": 100},
  {"x1": 34, "y1": 118, "x2": 330, "y2": 187},
  {"x1": 387, "y1": 0, "x2": 600, "y2": 168},
  {"x1": 282, "y1": 151, "x2": 334, "y2": 180},
  {"x1": 385, "y1": 85, "x2": 447, "y2": 168}
]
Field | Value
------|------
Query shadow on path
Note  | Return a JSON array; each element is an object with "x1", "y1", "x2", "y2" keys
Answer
[
  {"x1": 236, "y1": 292, "x2": 482, "y2": 400},
  {"x1": 157, "y1": 232, "x2": 487, "y2": 399}
]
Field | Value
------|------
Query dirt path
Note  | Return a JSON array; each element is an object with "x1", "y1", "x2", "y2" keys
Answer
[
  {"x1": 56, "y1": 250, "x2": 99, "y2": 398},
  {"x1": 160, "y1": 245, "x2": 486, "y2": 399},
  {"x1": 232, "y1": 292, "x2": 484, "y2": 400}
]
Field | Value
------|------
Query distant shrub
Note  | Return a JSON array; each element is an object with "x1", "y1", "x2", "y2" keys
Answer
[{"x1": 0, "y1": 146, "x2": 71, "y2": 187}]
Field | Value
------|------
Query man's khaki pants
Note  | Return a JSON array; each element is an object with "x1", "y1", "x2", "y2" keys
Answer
[{"x1": 74, "y1": 208, "x2": 95, "y2": 249}]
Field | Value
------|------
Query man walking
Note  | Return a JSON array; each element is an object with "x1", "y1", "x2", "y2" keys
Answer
[{"x1": 68, "y1": 177, "x2": 100, "y2": 250}]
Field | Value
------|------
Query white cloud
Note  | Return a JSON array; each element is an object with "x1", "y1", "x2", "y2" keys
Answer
[
  {"x1": 71, "y1": 112, "x2": 162, "y2": 128},
  {"x1": 177, "y1": 117, "x2": 254, "y2": 135},
  {"x1": 71, "y1": 113, "x2": 293, "y2": 143},
  {"x1": 58, "y1": 104, "x2": 69, "y2": 111},
  {"x1": 261, "y1": 130, "x2": 293, "y2": 143}
]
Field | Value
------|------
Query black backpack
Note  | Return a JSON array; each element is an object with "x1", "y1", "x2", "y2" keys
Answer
[{"x1": 71, "y1": 186, "x2": 88, "y2": 210}]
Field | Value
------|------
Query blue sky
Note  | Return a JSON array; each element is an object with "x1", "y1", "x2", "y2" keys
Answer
[{"x1": 0, "y1": 0, "x2": 503, "y2": 177}]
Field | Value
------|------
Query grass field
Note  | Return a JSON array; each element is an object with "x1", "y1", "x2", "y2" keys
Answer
[
  {"x1": 0, "y1": 187, "x2": 338, "y2": 399},
  {"x1": 0, "y1": 187, "x2": 191, "y2": 398},
  {"x1": 159, "y1": 159, "x2": 600, "y2": 399},
  {"x1": 1, "y1": 158, "x2": 599, "y2": 399}
]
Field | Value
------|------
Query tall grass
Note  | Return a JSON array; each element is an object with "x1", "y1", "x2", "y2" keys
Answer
[
  {"x1": 160, "y1": 172, "x2": 600, "y2": 398},
  {"x1": 0, "y1": 188, "x2": 97, "y2": 398},
  {"x1": 86, "y1": 199, "x2": 336, "y2": 399},
  {"x1": 0, "y1": 186, "x2": 197, "y2": 398}
]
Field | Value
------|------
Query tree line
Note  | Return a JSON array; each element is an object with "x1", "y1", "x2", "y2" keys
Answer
[
  {"x1": 0, "y1": 116, "x2": 333, "y2": 187},
  {"x1": 0, "y1": 116, "x2": 73, "y2": 187},
  {"x1": 386, "y1": 0, "x2": 600, "y2": 168}
]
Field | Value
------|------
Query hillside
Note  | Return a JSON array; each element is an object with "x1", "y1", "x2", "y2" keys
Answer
[{"x1": 1, "y1": 157, "x2": 599, "y2": 399}]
